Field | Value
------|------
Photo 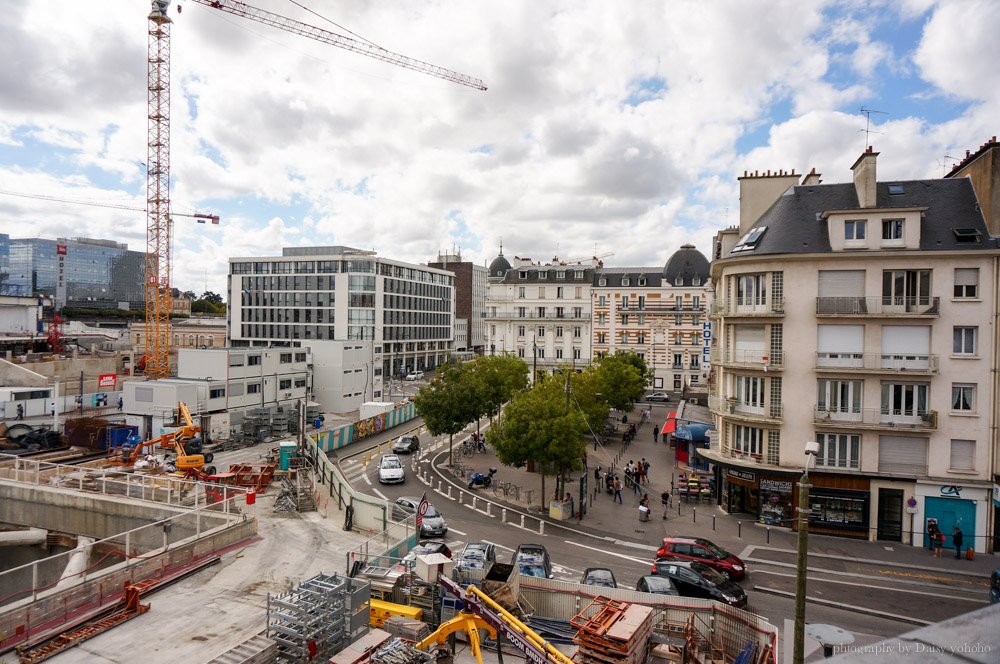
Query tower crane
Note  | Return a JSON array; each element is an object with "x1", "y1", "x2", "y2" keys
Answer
[{"x1": 144, "y1": 0, "x2": 486, "y2": 379}]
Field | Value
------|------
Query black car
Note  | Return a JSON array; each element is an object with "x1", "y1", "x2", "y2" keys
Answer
[
  {"x1": 513, "y1": 543, "x2": 552, "y2": 578},
  {"x1": 652, "y1": 559, "x2": 747, "y2": 607},
  {"x1": 581, "y1": 567, "x2": 617, "y2": 588},
  {"x1": 392, "y1": 435, "x2": 420, "y2": 454},
  {"x1": 635, "y1": 575, "x2": 679, "y2": 596}
]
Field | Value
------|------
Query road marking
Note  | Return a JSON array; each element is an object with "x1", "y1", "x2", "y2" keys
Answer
[
  {"x1": 552, "y1": 563, "x2": 582, "y2": 575},
  {"x1": 372, "y1": 487, "x2": 388, "y2": 500},
  {"x1": 448, "y1": 527, "x2": 468, "y2": 536},
  {"x1": 751, "y1": 569, "x2": 988, "y2": 603},
  {"x1": 565, "y1": 540, "x2": 650, "y2": 565},
  {"x1": 484, "y1": 540, "x2": 516, "y2": 553}
]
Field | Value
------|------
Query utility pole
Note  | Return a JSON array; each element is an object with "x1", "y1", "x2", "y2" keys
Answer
[{"x1": 793, "y1": 442, "x2": 820, "y2": 664}]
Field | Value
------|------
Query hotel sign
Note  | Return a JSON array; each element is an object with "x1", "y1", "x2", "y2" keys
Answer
[{"x1": 55, "y1": 243, "x2": 67, "y2": 309}]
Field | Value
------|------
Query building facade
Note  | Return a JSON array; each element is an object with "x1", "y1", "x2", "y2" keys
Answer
[
  {"x1": 485, "y1": 255, "x2": 595, "y2": 375},
  {"x1": 227, "y1": 246, "x2": 454, "y2": 413},
  {"x1": 7, "y1": 237, "x2": 146, "y2": 309},
  {"x1": 592, "y1": 246, "x2": 712, "y2": 393},
  {"x1": 704, "y1": 145, "x2": 999, "y2": 553},
  {"x1": 428, "y1": 252, "x2": 487, "y2": 355}
]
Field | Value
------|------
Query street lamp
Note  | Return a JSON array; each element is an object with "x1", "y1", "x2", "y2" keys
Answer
[{"x1": 793, "y1": 440, "x2": 821, "y2": 664}]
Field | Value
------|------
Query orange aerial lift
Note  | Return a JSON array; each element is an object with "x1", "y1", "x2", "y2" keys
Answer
[{"x1": 112, "y1": 402, "x2": 215, "y2": 474}]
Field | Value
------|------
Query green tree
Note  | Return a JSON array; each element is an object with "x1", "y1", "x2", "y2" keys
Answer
[
  {"x1": 467, "y1": 355, "x2": 529, "y2": 427},
  {"x1": 490, "y1": 375, "x2": 588, "y2": 507},
  {"x1": 567, "y1": 367, "x2": 610, "y2": 444},
  {"x1": 413, "y1": 362, "x2": 477, "y2": 466},
  {"x1": 593, "y1": 351, "x2": 649, "y2": 412}
]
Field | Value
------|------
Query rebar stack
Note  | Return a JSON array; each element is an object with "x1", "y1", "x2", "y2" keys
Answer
[{"x1": 266, "y1": 573, "x2": 370, "y2": 663}]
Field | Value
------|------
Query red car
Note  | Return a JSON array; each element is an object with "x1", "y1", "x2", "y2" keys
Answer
[{"x1": 655, "y1": 536, "x2": 747, "y2": 581}]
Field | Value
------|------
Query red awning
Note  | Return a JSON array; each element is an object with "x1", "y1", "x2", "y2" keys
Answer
[{"x1": 661, "y1": 412, "x2": 678, "y2": 435}]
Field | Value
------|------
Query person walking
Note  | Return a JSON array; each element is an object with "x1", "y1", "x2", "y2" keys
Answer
[
  {"x1": 643, "y1": 459, "x2": 651, "y2": 485},
  {"x1": 652, "y1": 426, "x2": 659, "y2": 444},
  {"x1": 565, "y1": 492, "x2": 575, "y2": 519},
  {"x1": 117, "y1": 396, "x2": 123, "y2": 412},
  {"x1": 15, "y1": 403, "x2": 24, "y2": 420},
  {"x1": 953, "y1": 526, "x2": 964, "y2": 559},
  {"x1": 613, "y1": 477, "x2": 624, "y2": 504},
  {"x1": 638, "y1": 458, "x2": 647, "y2": 485},
  {"x1": 933, "y1": 530, "x2": 944, "y2": 558},
  {"x1": 661, "y1": 487, "x2": 671, "y2": 519}
]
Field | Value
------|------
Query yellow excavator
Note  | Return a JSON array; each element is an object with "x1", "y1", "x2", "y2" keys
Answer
[{"x1": 115, "y1": 402, "x2": 215, "y2": 474}]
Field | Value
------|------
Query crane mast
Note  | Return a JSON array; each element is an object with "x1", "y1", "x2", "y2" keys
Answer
[{"x1": 142, "y1": 0, "x2": 485, "y2": 380}]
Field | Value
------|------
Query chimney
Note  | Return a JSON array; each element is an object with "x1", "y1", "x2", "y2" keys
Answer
[
  {"x1": 737, "y1": 170, "x2": 801, "y2": 234},
  {"x1": 851, "y1": 146, "x2": 879, "y2": 208},
  {"x1": 802, "y1": 167, "x2": 822, "y2": 186}
]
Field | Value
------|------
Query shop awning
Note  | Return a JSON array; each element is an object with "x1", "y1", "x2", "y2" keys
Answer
[
  {"x1": 675, "y1": 422, "x2": 714, "y2": 442},
  {"x1": 661, "y1": 412, "x2": 678, "y2": 435}
]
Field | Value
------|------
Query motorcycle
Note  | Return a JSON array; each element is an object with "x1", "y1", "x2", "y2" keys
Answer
[{"x1": 468, "y1": 467, "x2": 497, "y2": 489}]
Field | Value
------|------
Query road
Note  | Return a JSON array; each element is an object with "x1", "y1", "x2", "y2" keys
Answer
[{"x1": 333, "y1": 395, "x2": 992, "y2": 647}]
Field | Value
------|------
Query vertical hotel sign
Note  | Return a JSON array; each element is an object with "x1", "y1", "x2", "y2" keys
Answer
[
  {"x1": 702, "y1": 320, "x2": 712, "y2": 369},
  {"x1": 56, "y1": 243, "x2": 67, "y2": 309}
]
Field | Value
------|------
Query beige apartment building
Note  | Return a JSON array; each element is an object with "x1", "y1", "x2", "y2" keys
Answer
[{"x1": 705, "y1": 140, "x2": 1000, "y2": 553}]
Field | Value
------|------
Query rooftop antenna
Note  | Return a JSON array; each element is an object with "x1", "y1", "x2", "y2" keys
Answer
[
  {"x1": 859, "y1": 107, "x2": 888, "y2": 149},
  {"x1": 940, "y1": 155, "x2": 960, "y2": 176}
]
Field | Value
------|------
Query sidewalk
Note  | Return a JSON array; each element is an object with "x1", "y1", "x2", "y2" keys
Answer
[{"x1": 437, "y1": 402, "x2": 999, "y2": 579}]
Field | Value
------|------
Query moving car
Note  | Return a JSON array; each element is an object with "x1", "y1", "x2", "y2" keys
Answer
[
  {"x1": 391, "y1": 496, "x2": 448, "y2": 538},
  {"x1": 377, "y1": 454, "x2": 405, "y2": 484},
  {"x1": 655, "y1": 536, "x2": 747, "y2": 580},
  {"x1": 635, "y1": 575, "x2": 679, "y2": 596},
  {"x1": 652, "y1": 560, "x2": 747, "y2": 607},
  {"x1": 455, "y1": 542, "x2": 497, "y2": 572},
  {"x1": 405, "y1": 370, "x2": 425, "y2": 381},
  {"x1": 581, "y1": 567, "x2": 617, "y2": 588},
  {"x1": 646, "y1": 392, "x2": 671, "y2": 402},
  {"x1": 513, "y1": 544, "x2": 552, "y2": 578},
  {"x1": 392, "y1": 435, "x2": 420, "y2": 454}
]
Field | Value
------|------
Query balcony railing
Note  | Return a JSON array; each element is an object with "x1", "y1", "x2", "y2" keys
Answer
[
  {"x1": 485, "y1": 311, "x2": 591, "y2": 320},
  {"x1": 619, "y1": 302, "x2": 704, "y2": 313},
  {"x1": 815, "y1": 296, "x2": 939, "y2": 317},
  {"x1": 813, "y1": 407, "x2": 938, "y2": 430},
  {"x1": 815, "y1": 352, "x2": 938, "y2": 374},
  {"x1": 711, "y1": 297, "x2": 785, "y2": 317},
  {"x1": 709, "y1": 395, "x2": 783, "y2": 421},
  {"x1": 710, "y1": 348, "x2": 783, "y2": 369}
]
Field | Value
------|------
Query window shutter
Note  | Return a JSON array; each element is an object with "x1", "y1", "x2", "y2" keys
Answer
[
  {"x1": 881, "y1": 326, "x2": 930, "y2": 354},
  {"x1": 818, "y1": 270, "x2": 865, "y2": 297},
  {"x1": 878, "y1": 436, "x2": 928, "y2": 475},
  {"x1": 954, "y1": 268, "x2": 977, "y2": 285},
  {"x1": 949, "y1": 439, "x2": 975, "y2": 471},
  {"x1": 817, "y1": 325, "x2": 863, "y2": 353}
]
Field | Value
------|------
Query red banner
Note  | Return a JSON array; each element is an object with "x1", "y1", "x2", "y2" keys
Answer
[{"x1": 98, "y1": 373, "x2": 117, "y2": 388}]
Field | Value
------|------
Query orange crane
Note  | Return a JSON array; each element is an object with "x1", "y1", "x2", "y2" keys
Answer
[{"x1": 143, "y1": 0, "x2": 486, "y2": 379}]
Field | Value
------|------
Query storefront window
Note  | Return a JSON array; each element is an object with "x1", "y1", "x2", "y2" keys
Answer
[
  {"x1": 809, "y1": 490, "x2": 869, "y2": 533},
  {"x1": 759, "y1": 478, "x2": 793, "y2": 525}
]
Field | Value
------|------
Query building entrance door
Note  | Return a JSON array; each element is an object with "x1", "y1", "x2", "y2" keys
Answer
[{"x1": 876, "y1": 488, "x2": 903, "y2": 542}]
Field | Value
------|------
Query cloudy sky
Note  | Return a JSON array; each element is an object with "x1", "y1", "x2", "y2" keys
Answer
[{"x1": 1, "y1": 0, "x2": 998, "y2": 295}]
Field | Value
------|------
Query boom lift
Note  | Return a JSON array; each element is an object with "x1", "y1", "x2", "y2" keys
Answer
[
  {"x1": 416, "y1": 575, "x2": 574, "y2": 664},
  {"x1": 114, "y1": 402, "x2": 214, "y2": 473}
]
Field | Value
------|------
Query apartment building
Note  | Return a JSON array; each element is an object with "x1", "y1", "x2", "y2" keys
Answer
[
  {"x1": 428, "y1": 251, "x2": 487, "y2": 355},
  {"x1": 227, "y1": 246, "x2": 454, "y2": 413},
  {"x1": 592, "y1": 246, "x2": 712, "y2": 393},
  {"x1": 485, "y1": 253, "x2": 594, "y2": 375},
  {"x1": 704, "y1": 142, "x2": 1000, "y2": 553}
]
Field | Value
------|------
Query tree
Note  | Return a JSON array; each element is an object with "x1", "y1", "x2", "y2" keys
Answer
[
  {"x1": 200, "y1": 291, "x2": 224, "y2": 305},
  {"x1": 413, "y1": 362, "x2": 477, "y2": 466},
  {"x1": 466, "y1": 355, "x2": 529, "y2": 427},
  {"x1": 490, "y1": 376, "x2": 588, "y2": 507},
  {"x1": 593, "y1": 351, "x2": 649, "y2": 412},
  {"x1": 567, "y1": 367, "x2": 610, "y2": 444}
]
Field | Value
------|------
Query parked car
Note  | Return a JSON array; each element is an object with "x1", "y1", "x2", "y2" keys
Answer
[
  {"x1": 392, "y1": 435, "x2": 420, "y2": 454},
  {"x1": 635, "y1": 574, "x2": 679, "y2": 596},
  {"x1": 513, "y1": 543, "x2": 552, "y2": 578},
  {"x1": 652, "y1": 560, "x2": 747, "y2": 607},
  {"x1": 405, "y1": 370, "x2": 425, "y2": 381},
  {"x1": 581, "y1": 567, "x2": 617, "y2": 588},
  {"x1": 455, "y1": 542, "x2": 497, "y2": 572},
  {"x1": 377, "y1": 454, "x2": 405, "y2": 484},
  {"x1": 401, "y1": 540, "x2": 453, "y2": 565},
  {"x1": 646, "y1": 392, "x2": 671, "y2": 402},
  {"x1": 655, "y1": 536, "x2": 747, "y2": 581},
  {"x1": 391, "y1": 496, "x2": 448, "y2": 538}
]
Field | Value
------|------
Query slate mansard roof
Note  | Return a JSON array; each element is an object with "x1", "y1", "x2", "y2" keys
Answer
[{"x1": 729, "y1": 178, "x2": 996, "y2": 258}]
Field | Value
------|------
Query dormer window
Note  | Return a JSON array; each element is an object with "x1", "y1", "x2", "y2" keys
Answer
[
  {"x1": 953, "y1": 228, "x2": 982, "y2": 243},
  {"x1": 598, "y1": 278, "x2": 607, "y2": 286},
  {"x1": 692, "y1": 276, "x2": 702, "y2": 286},
  {"x1": 732, "y1": 226, "x2": 767, "y2": 253},
  {"x1": 538, "y1": 270, "x2": 548, "y2": 280},
  {"x1": 638, "y1": 277, "x2": 647, "y2": 286},
  {"x1": 622, "y1": 277, "x2": 630, "y2": 286},
  {"x1": 845, "y1": 219, "x2": 866, "y2": 241},
  {"x1": 556, "y1": 271, "x2": 566, "y2": 280},
  {"x1": 519, "y1": 271, "x2": 528, "y2": 279},
  {"x1": 882, "y1": 219, "x2": 904, "y2": 241},
  {"x1": 675, "y1": 275, "x2": 683, "y2": 286},
  {"x1": 574, "y1": 270, "x2": 584, "y2": 279},
  {"x1": 888, "y1": 184, "x2": 904, "y2": 195}
]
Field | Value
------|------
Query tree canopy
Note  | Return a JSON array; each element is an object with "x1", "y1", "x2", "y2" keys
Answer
[
  {"x1": 465, "y1": 354, "x2": 529, "y2": 422},
  {"x1": 592, "y1": 351, "x2": 649, "y2": 411},
  {"x1": 412, "y1": 362, "x2": 478, "y2": 465}
]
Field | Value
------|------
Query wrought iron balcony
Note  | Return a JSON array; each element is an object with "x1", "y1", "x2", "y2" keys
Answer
[
  {"x1": 709, "y1": 348, "x2": 783, "y2": 369},
  {"x1": 709, "y1": 395, "x2": 783, "y2": 422}
]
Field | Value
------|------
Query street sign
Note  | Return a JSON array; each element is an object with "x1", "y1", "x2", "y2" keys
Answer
[
  {"x1": 98, "y1": 373, "x2": 117, "y2": 388},
  {"x1": 416, "y1": 492, "x2": 429, "y2": 530}
]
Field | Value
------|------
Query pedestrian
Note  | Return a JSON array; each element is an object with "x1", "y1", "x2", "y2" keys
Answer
[
  {"x1": 953, "y1": 526, "x2": 964, "y2": 560},
  {"x1": 117, "y1": 396, "x2": 123, "y2": 412},
  {"x1": 927, "y1": 521, "x2": 939, "y2": 551},
  {"x1": 652, "y1": 426, "x2": 659, "y2": 443},
  {"x1": 661, "y1": 487, "x2": 671, "y2": 519},
  {"x1": 614, "y1": 477, "x2": 623, "y2": 504},
  {"x1": 50, "y1": 401, "x2": 55, "y2": 416},
  {"x1": 624, "y1": 465, "x2": 634, "y2": 492},
  {"x1": 594, "y1": 465, "x2": 601, "y2": 483},
  {"x1": 639, "y1": 494, "x2": 650, "y2": 522},
  {"x1": 933, "y1": 530, "x2": 944, "y2": 558},
  {"x1": 15, "y1": 403, "x2": 24, "y2": 420},
  {"x1": 565, "y1": 492, "x2": 575, "y2": 519},
  {"x1": 643, "y1": 459, "x2": 651, "y2": 485},
  {"x1": 622, "y1": 414, "x2": 628, "y2": 425},
  {"x1": 637, "y1": 458, "x2": 646, "y2": 484}
]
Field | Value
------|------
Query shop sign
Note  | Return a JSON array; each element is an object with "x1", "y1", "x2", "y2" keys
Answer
[
  {"x1": 939, "y1": 485, "x2": 964, "y2": 498},
  {"x1": 760, "y1": 478, "x2": 792, "y2": 494},
  {"x1": 702, "y1": 321, "x2": 712, "y2": 369},
  {"x1": 726, "y1": 468, "x2": 756, "y2": 483}
]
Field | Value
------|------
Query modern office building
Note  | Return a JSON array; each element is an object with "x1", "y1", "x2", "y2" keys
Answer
[
  {"x1": 592, "y1": 246, "x2": 712, "y2": 393},
  {"x1": 6, "y1": 237, "x2": 146, "y2": 309},
  {"x1": 227, "y1": 246, "x2": 454, "y2": 413},
  {"x1": 485, "y1": 254, "x2": 596, "y2": 376},
  {"x1": 704, "y1": 143, "x2": 999, "y2": 552},
  {"x1": 428, "y1": 251, "x2": 487, "y2": 355}
]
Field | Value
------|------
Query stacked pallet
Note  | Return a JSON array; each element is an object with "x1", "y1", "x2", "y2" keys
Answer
[{"x1": 571, "y1": 598, "x2": 653, "y2": 664}]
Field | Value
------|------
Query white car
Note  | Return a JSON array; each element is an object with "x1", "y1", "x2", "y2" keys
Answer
[
  {"x1": 405, "y1": 370, "x2": 424, "y2": 381},
  {"x1": 377, "y1": 454, "x2": 405, "y2": 484}
]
